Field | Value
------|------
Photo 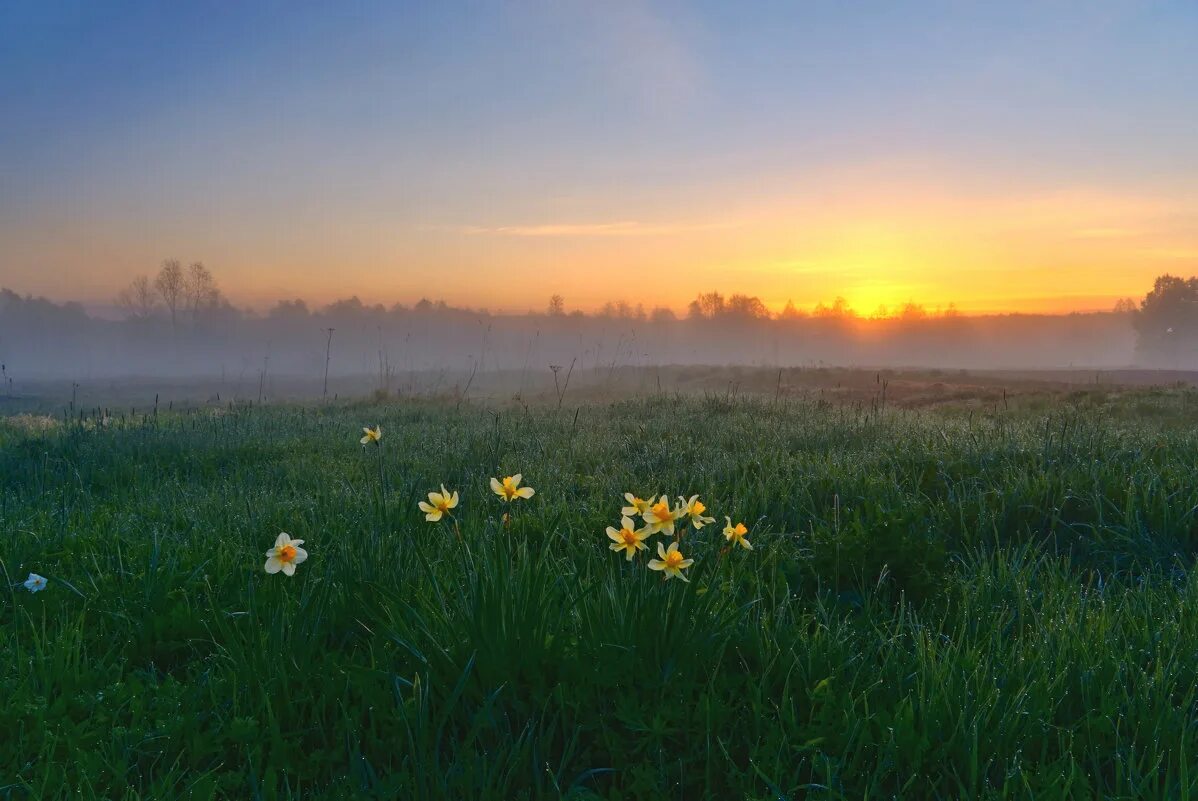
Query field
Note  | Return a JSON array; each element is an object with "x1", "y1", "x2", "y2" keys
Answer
[{"x1": 4, "y1": 382, "x2": 1198, "y2": 799}]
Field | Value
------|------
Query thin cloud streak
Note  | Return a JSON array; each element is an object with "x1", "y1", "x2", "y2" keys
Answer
[{"x1": 451, "y1": 220, "x2": 742, "y2": 238}]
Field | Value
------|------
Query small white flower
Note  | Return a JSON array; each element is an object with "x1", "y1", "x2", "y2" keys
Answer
[
  {"x1": 264, "y1": 532, "x2": 308, "y2": 576},
  {"x1": 24, "y1": 573, "x2": 47, "y2": 593}
]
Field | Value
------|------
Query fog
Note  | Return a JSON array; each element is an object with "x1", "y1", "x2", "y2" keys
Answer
[{"x1": 0, "y1": 286, "x2": 1152, "y2": 395}]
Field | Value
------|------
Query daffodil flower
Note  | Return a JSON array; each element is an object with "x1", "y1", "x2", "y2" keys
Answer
[
  {"x1": 418, "y1": 485, "x2": 460, "y2": 522},
  {"x1": 621, "y1": 493, "x2": 654, "y2": 517},
  {"x1": 723, "y1": 517, "x2": 752, "y2": 550},
  {"x1": 680, "y1": 494, "x2": 716, "y2": 529},
  {"x1": 648, "y1": 541, "x2": 694, "y2": 582},
  {"x1": 264, "y1": 533, "x2": 308, "y2": 576},
  {"x1": 642, "y1": 495, "x2": 683, "y2": 535},
  {"x1": 360, "y1": 425, "x2": 382, "y2": 446},
  {"x1": 606, "y1": 516, "x2": 651, "y2": 560},
  {"x1": 23, "y1": 573, "x2": 47, "y2": 593},
  {"x1": 491, "y1": 474, "x2": 535, "y2": 502}
]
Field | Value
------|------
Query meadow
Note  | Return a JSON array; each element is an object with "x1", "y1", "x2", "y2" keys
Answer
[{"x1": 3, "y1": 385, "x2": 1198, "y2": 799}]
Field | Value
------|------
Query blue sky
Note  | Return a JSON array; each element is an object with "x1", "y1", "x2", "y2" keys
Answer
[{"x1": 2, "y1": 1, "x2": 1196, "y2": 313}]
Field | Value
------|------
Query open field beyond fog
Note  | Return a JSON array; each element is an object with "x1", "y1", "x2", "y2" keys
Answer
[
  {"x1": 6, "y1": 365, "x2": 1198, "y2": 417},
  {"x1": 4, "y1": 383, "x2": 1198, "y2": 798}
]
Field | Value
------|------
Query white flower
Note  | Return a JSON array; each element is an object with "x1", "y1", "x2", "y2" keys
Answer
[{"x1": 264, "y1": 532, "x2": 308, "y2": 576}]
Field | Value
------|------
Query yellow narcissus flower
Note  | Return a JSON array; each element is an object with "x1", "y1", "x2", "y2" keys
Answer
[
  {"x1": 648, "y1": 541, "x2": 694, "y2": 582},
  {"x1": 418, "y1": 485, "x2": 459, "y2": 522},
  {"x1": 642, "y1": 495, "x2": 683, "y2": 535},
  {"x1": 360, "y1": 425, "x2": 382, "y2": 446},
  {"x1": 621, "y1": 493, "x2": 654, "y2": 517},
  {"x1": 723, "y1": 517, "x2": 752, "y2": 550},
  {"x1": 264, "y1": 532, "x2": 308, "y2": 576},
  {"x1": 680, "y1": 494, "x2": 715, "y2": 529},
  {"x1": 490, "y1": 474, "x2": 535, "y2": 502},
  {"x1": 606, "y1": 516, "x2": 651, "y2": 561}
]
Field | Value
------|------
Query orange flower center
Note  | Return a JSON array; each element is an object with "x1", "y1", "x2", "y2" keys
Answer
[
  {"x1": 620, "y1": 529, "x2": 639, "y2": 545},
  {"x1": 691, "y1": 501, "x2": 706, "y2": 515},
  {"x1": 436, "y1": 500, "x2": 450, "y2": 512},
  {"x1": 665, "y1": 551, "x2": 684, "y2": 568},
  {"x1": 277, "y1": 544, "x2": 298, "y2": 563},
  {"x1": 652, "y1": 502, "x2": 674, "y2": 521}
]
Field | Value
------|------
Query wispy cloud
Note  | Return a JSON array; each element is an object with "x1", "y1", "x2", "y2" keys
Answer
[
  {"x1": 451, "y1": 220, "x2": 739, "y2": 238},
  {"x1": 1143, "y1": 247, "x2": 1198, "y2": 260},
  {"x1": 1070, "y1": 226, "x2": 1142, "y2": 240}
]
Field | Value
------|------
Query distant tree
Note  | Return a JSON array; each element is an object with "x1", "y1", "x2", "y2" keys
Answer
[
  {"x1": 154, "y1": 259, "x2": 185, "y2": 329},
  {"x1": 686, "y1": 299, "x2": 704, "y2": 319},
  {"x1": 1113, "y1": 297, "x2": 1137, "y2": 314},
  {"x1": 1133, "y1": 274, "x2": 1198, "y2": 363},
  {"x1": 813, "y1": 297, "x2": 854, "y2": 319},
  {"x1": 778, "y1": 299, "x2": 805, "y2": 321},
  {"x1": 115, "y1": 275, "x2": 159, "y2": 321},
  {"x1": 599, "y1": 300, "x2": 641, "y2": 319},
  {"x1": 184, "y1": 262, "x2": 221, "y2": 324},
  {"x1": 268, "y1": 299, "x2": 311, "y2": 320},
  {"x1": 943, "y1": 302, "x2": 961, "y2": 318},
  {"x1": 725, "y1": 294, "x2": 770, "y2": 319},
  {"x1": 650, "y1": 306, "x2": 676, "y2": 323},
  {"x1": 869, "y1": 304, "x2": 890, "y2": 320},
  {"x1": 696, "y1": 291, "x2": 726, "y2": 319},
  {"x1": 899, "y1": 301, "x2": 928, "y2": 321},
  {"x1": 547, "y1": 294, "x2": 565, "y2": 316}
]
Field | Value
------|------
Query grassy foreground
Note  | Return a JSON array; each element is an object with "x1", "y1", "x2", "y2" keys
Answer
[{"x1": 3, "y1": 391, "x2": 1198, "y2": 799}]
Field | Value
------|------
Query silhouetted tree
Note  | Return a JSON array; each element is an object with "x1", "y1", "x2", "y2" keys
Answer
[
  {"x1": 779, "y1": 299, "x2": 805, "y2": 321},
  {"x1": 184, "y1": 261, "x2": 221, "y2": 325},
  {"x1": 155, "y1": 259, "x2": 185, "y2": 330},
  {"x1": 115, "y1": 275, "x2": 159, "y2": 321},
  {"x1": 1133, "y1": 274, "x2": 1198, "y2": 363},
  {"x1": 726, "y1": 294, "x2": 770, "y2": 319},
  {"x1": 813, "y1": 297, "x2": 854, "y2": 319},
  {"x1": 695, "y1": 291, "x2": 726, "y2": 319},
  {"x1": 547, "y1": 294, "x2": 565, "y2": 316}
]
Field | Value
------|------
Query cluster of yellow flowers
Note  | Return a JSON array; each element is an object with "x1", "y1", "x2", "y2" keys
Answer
[
  {"x1": 607, "y1": 493, "x2": 752, "y2": 582},
  {"x1": 263, "y1": 426, "x2": 753, "y2": 577}
]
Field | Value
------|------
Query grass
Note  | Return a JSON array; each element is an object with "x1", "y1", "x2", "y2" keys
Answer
[{"x1": 2, "y1": 389, "x2": 1198, "y2": 799}]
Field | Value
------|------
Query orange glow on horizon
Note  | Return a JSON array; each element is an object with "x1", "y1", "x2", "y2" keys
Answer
[{"x1": 5, "y1": 175, "x2": 1196, "y2": 318}]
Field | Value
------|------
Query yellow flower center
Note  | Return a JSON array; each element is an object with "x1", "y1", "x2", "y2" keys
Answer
[
  {"x1": 502, "y1": 479, "x2": 517, "y2": 499},
  {"x1": 664, "y1": 550, "x2": 684, "y2": 569},
  {"x1": 652, "y1": 502, "x2": 674, "y2": 521},
  {"x1": 620, "y1": 529, "x2": 639, "y2": 545},
  {"x1": 691, "y1": 500, "x2": 706, "y2": 515},
  {"x1": 277, "y1": 544, "x2": 298, "y2": 563}
]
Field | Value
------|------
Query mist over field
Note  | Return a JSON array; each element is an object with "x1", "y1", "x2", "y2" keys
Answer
[{"x1": 0, "y1": 285, "x2": 1144, "y2": 385}]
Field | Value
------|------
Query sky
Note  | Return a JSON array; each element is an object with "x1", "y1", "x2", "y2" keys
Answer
[{"x1": 1, "y1": 0, "x2": 1197, "y2": 316}]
